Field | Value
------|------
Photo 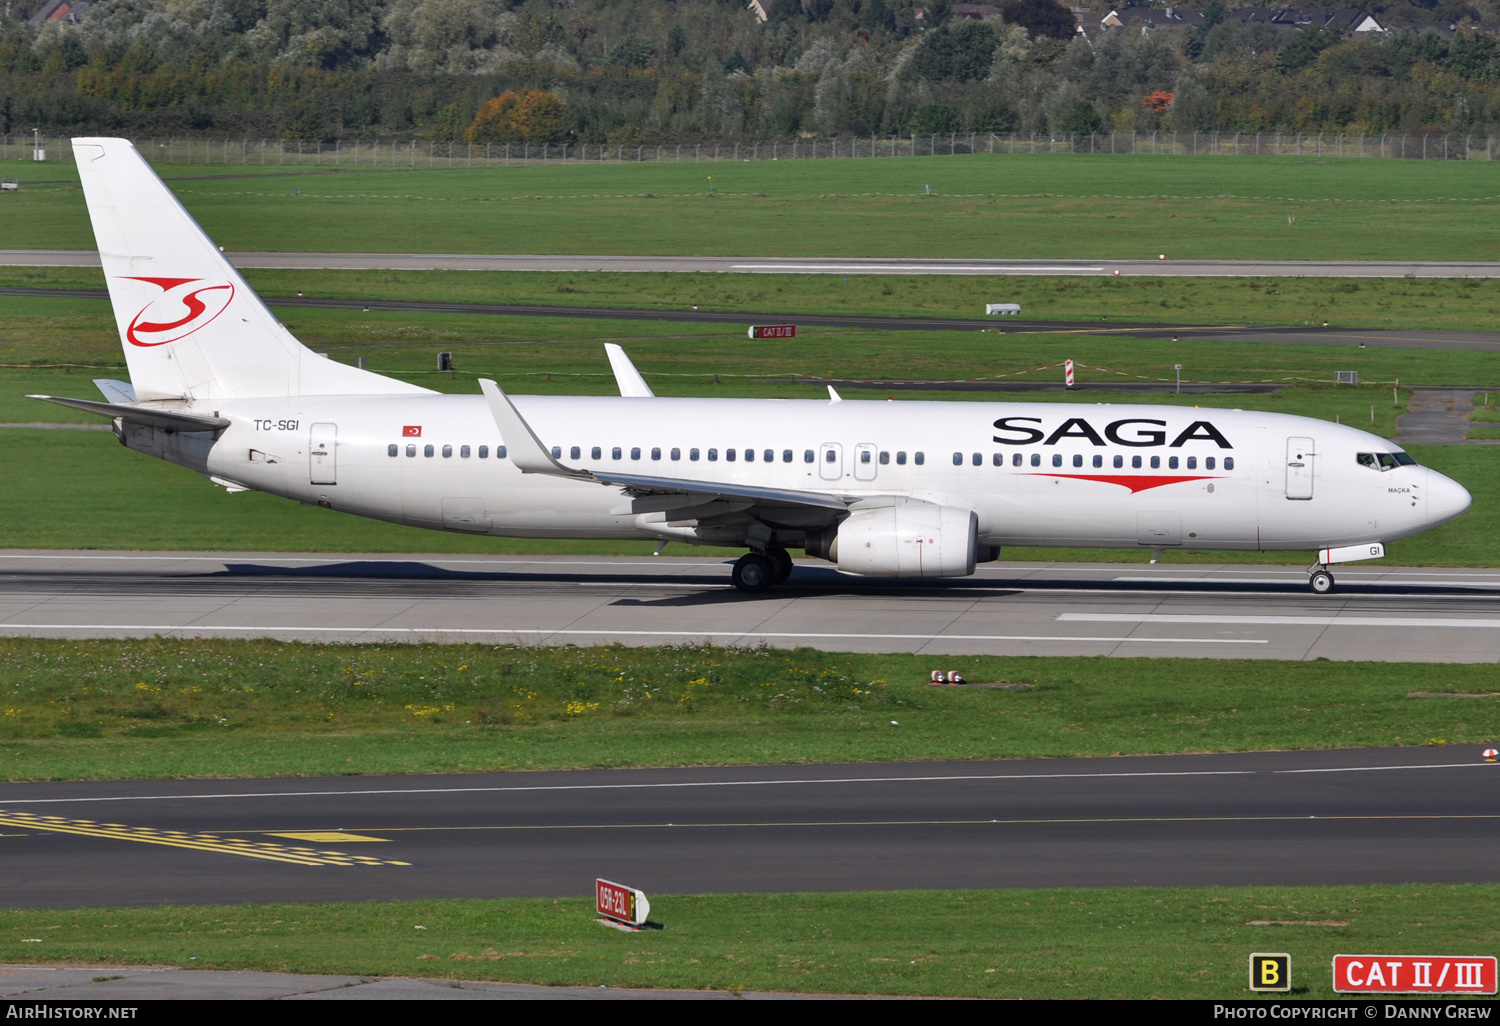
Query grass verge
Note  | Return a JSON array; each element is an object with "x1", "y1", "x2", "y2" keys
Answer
[
  {"x1": 6, "y1": 153, "x2": 1500, "y2": 260},
  {"x1": 2, "y1": 640, "x2": 1497, "y2": 781},
  {"x1": 1, "y1": 886, "x2": 1494, "y2": 998}
]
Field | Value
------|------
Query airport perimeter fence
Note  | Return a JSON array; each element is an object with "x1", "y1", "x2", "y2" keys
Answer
[{"x1": 4, "y1": 131, "x2": 1498, "y2": 167}]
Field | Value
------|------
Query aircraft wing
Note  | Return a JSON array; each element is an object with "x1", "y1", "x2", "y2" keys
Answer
[{"x1": 478, "y1": 378, "x2": 851, "y2": 515}]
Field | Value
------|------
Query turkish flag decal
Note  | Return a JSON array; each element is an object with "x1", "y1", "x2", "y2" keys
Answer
[{"x1": 402, "y1": 426, "x2": 422, "y2": 437}]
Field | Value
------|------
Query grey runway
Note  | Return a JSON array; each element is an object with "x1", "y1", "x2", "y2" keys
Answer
[
  {"x1": 5, "y1": 250, "x2": 1500, "y2": 278},
  {"x1": 1, "y1": 747, "x2": 1496, "y2": 908},
  {"x1": 3, "y1": 552, "x2": 1500, "y2": 661}
]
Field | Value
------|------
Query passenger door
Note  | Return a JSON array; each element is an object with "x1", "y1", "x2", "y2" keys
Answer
[
  {"x1": 309, "y1": 422, "x2": 337, "y2": 486},
  {"x1": 1286, "y1": 436, "x2": 1314, "y2": 500}
]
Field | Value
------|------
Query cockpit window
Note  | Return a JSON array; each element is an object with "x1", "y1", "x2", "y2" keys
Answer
[{"x1": 1358, "y1": 451, "x2": 1419, "y2": 470}]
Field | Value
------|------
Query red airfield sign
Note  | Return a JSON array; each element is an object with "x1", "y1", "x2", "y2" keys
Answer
[
  {"x1": 1333, "y1": 954, "x2": 1497, "y2": 994},
  {"x1": 748, "y1": 324, "x2": 796, "y2": 339}
]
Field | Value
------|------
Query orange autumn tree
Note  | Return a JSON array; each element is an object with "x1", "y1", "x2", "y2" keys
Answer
[{"x1": 464, "y1": 91, "x2": 569, "y2": 144}]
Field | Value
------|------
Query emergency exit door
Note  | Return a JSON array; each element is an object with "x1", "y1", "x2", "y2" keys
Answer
[{"x1": 310, "y1": 423, "x2": 337, "y2": 485}]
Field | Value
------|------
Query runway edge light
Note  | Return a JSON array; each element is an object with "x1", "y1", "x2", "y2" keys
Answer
[
  {"x1": 596, "y1": 878, "x2": 663, "y2": 932},
  {"x1": 1249, "y1": 953, "x2": 1291, "y2": 993}
]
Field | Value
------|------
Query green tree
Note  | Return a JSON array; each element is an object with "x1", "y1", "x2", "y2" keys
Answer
[{"x1": 1001, "y1": 0, "x2": 1075, "y2": 41}]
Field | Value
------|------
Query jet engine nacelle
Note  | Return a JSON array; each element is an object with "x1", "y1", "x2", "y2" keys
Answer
[{"x1": 835, "y1": 504, "x2": 978, "y2": 578}]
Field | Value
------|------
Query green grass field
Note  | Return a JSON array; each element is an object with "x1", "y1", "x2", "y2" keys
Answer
[
  {"x1": 2, "y1": 640, "x2": 1495, "y2": 781},
  {"x1": 6, "y1": 153, "x2": 1500, "y2": 260},
  {"x1": 1, "y1": 885, "x2": 1491, "y2": 998},
  {"x1": 10, "y1": 263, "x2": 1500, "y2": 333}
]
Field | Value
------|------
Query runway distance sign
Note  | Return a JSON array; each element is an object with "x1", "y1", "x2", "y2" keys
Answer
[
  {"x1": 1333, "y1": 955, "x2": 1497, "y2": 994},
  {"x1": 748, "y1": 324, "x2": 796, "y2": 340},
  {"x1": 596, "y1": 878, "x2": 651, "y2": 927}
]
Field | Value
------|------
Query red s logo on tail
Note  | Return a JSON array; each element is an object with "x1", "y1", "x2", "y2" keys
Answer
[{"x1": 123, "y1": 277, "x2": 235, "y2": 347}]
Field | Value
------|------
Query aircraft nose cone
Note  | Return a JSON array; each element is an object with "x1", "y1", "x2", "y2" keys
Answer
[{"x1": 1426, "y1": 468, "x2": 1472, "y2": 523}]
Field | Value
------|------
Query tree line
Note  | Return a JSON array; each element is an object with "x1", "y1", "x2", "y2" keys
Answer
[{"x1": 3, "y1": 0, "x2": 1500, "y2": 142}]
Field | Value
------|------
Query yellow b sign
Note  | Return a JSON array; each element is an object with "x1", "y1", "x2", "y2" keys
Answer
[{"x1": 1250, "y1": 953, "x2": 1292, "y2": 992}]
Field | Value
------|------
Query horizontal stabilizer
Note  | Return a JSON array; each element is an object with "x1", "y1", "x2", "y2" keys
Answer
[{"x1": 29, "y1": 394, "x2": 229, "y2": 432}]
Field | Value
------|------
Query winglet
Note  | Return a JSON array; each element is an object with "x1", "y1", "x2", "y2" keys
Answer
[
  {"x1": 827, "y1": 385, "x2": 842, "y2": 403},
  {"x1": 477, "y1": 379, "x2": 589, "y2": 478},
  {"x1": 604, "y1": 344, "x2": 654, "y2": 398}
]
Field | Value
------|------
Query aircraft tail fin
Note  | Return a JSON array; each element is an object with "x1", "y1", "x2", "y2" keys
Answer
[{"x1": 71, "y1": 137, "x2": 429, "y2": 401}]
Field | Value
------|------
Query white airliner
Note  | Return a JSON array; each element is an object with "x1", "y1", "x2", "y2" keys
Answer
[{"x1": 36, "y1": 138, "x2": 1471, "y2": 594}]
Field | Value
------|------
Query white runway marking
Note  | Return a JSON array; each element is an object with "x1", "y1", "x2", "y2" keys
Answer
[
  {"x1": 731, "y1": 263, "x2": 1105, "y2": 273},
  {"x1": 1061, "y1": 613, "x2": 1500, "y2": 629},
  {"x1": 1, "y1": 761, "x2": 1488, "y2": 806},
  {"x1": 0, "y1": 623, "x2": 1268, "y2": 644}
]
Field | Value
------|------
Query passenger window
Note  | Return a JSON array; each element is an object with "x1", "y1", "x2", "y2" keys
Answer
[
  {"x1": 1092, "y1": 454, "x2": 1103, "y2": 469},
  {"x1": 804, "y1": 450, "x2": 815, "y2": 463},
  {"x1": 424, "y1": 444, "x2": 434, "y2": 457},
  {"x1": 1012, "y1": 453, "x2": 1022, "y2": 467},
  {"x1": 631, "y1": 447, "x2": 641, "y2": 460},
  {"x1": 479, "y1": 445, "x2": 489, "y2": 458},
  {"x1": 952, "y1": 452, "x2": 963, "y2": 466},
  {"x1": 744, "y1": 449, "x2": 753, "y2": 462},
  {"x1": 549, "y1": 446, "x2": 559, "y2": 459},
  {"x1": 406, "y1": 444, "x2": 417, "y2": 457},
  {"x1": 1206, "y1": 457, "x2": 1215, "y2": 470},
  {"x1": 708, "y1": 448, "x2": 718, "y2": 461},
  {"x1": 915, "y1": 452, "x2": 925, "y2": 465},
  {"x1": 1150, "y1": 456, "x2": 1160, "y2": 469},
  {"x1": 690, "y1": 448, "x2": 700, "y2": 461},
  {"x1": 880, "y1": 451, "x2": 890, "y2": 465},
  {"x1": 992, "y1": 453, "x2": 1002, "y2": 467},
  {"x1": 1168, "y1": 456, "x2": 1179, "y2": 470},
  {"x1": 612, "y1": 447, "x2": 622, "y2": 460},
  {"x1": 497, "y1": 445, "x2": 507, "y2": 458},
  {"x1": 1186, "y1": 456, "x2": 1197, "y2": 470},
  {"x1": 388, "y1": 444, "x2": 398, "y2": 457},
  {"x1": 783, "y1": 450, "x2": 793, "y2": 462},
  {"x1": 671, "y1": 448, "x2": 681, "y2": 460},
  {"x1": 825, "y1": 449, "x2": 836, "y2": 463},
  {"x1": 1132, "y1": 455, "x2": 1141, "y2": 469},
  {"x1": 1031, "y1": 453, "x2": 1040, "y2": 467},
  {"x1": 1072, "y1": 454, "x2": 1083, "y2": 468},
  {"x1": 651, "y1": 447, "x2": 661, "y2": 460},
  {"x1": 896, "y1": 451, "x2": 907, "y2": 465},
  {"x1": 1224, "y1": 457, "x2": 1234, "y2": 470},
  {"x1": 1052, "y1": 454, "x2": 1063, "y2": 468},
  {"x1": 726, "y1": 449, "x2": 736, "y2": 462},
  {"x1": 592, "y1": 446, "x2": 602, "y2": 460},
  {"x1": 861, "y1": 450, "x2": 871, "y2": 464},
  {"x1": 972, "y1": 453, "x2": 982, "y2": 466},
  {"x1": 570, "y1": 446, "x2": 580, "y2": 460},
  {"x1": 461, "y1": 445, "x2": 471, "y2": 458},
  {"x1": 764, "y1": 450, "x2": 774, "y2": 463},
  {"x1": 1113, "y1": 455, "x2": 1122, "y2": 469}
]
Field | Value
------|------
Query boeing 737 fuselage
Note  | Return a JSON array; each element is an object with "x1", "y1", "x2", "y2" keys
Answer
[{"x1": 37, "y1": 138, "x2": 1472, "y2": 594}]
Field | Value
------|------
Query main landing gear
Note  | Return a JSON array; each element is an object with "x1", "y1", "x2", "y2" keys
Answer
[
  {"x1": 731, "y1": 548, "x2": 793, "y2": 593},
  {"x1": 1308, "y1": 565, "x2": 1335, "y2": 594}
]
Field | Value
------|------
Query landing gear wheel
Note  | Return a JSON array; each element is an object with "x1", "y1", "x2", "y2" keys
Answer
[
  {"x1": 1309, "y1": 569, "x2": 1334, "y2": 594},
  {"x1": 766, "y1": 547, "x2": 794, "y2": 584},
  {"x1": 732, "y1": 553, "x2": 775, "y2": 593}
]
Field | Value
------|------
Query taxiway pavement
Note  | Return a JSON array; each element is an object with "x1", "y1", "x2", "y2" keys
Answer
[
  {"x1": 2, "y1": 552, "x2": 1499, "y2": 662},
  {"x1": 0, "y1": 747, "x2": 1495, "y2": 908}
]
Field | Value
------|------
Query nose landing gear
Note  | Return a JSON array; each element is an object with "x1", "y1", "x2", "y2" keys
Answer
[{"x1": 1308, "y1": 566, "x2": 1334, "y2": 594}]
